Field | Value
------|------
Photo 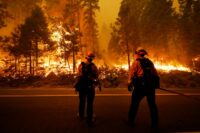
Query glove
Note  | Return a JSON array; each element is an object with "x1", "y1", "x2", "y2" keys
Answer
[
  {"x1": 99, "y1": 85, "x2": 102, "y2": 91},
  {"x1": 128, "y1": 83, "x2": 133, "y2": 92}
]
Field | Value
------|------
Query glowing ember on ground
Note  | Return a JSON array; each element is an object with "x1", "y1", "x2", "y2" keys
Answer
[
  {"x1": 154, "y1": 61, "x2": 191, "y2": 72},
  {"x1": 113, "y1": 60, "x2": 191, "y2": 72},
  {"x1": 41, "y1": 58, "x2": 81, "y2": 77},
  {"x1": 0, "y1": 57, "x2": 192, "y2": 77},
  {"x1": 114, "y1": 64, "x2": 129, "y2": 70}
]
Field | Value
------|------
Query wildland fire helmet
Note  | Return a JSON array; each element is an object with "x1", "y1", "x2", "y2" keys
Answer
[
  {"x1": 86, "y1": 52, "x2": 95, "y2": 60},
  {"x1": 135, "y1": 47, "x2": 148, "y2": 56}
]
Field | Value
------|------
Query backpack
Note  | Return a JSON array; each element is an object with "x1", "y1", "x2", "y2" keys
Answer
[
  {"x1": 81, "y1": 62, "x2": 96, "y2": 81},
  {"x1": 135, "y1": 58, "x2": 160, "y2": 89},
  {"x1": 74, "y1": 62, "x2": 96, "y2": 91}
]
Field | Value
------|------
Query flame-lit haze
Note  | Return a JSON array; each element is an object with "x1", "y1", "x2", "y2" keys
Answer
[{"x1": 97, "y1": 0, "x2": 121, "y2": 51}]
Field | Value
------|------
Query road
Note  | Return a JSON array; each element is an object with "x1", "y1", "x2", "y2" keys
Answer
[{"x1": 0, "y1": 88, "x2": 200, "y2": 133}]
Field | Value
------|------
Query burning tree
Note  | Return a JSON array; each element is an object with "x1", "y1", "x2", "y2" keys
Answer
[
  {"x1": 48, "y1": 18, "x2": 82, "y2": 75},
  {"x1": 62, "y1": 0, "x2": 82, "y2": 73},
  {"x1": 0, "y1": 0, "x2": 84, "y2": 77},
  {"x1": 1, "y1": 26, "x2": 22, "y2": 75}
]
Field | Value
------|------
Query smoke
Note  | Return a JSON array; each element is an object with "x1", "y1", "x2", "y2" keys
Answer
[
  {"x1": 99, "y1": 23, "x2": 110, "y2": 51},
  {"x1": 0, "y1": 0, "x2": 67, "y2": 36},
  {"x1": 44, "y1": 0, "x2": 66, "y2": 18}
]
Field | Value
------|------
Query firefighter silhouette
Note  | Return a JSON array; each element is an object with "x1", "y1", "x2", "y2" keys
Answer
[
  {"x1": 75, "y1": 52, "x2": 101, "y2": 126},
  {"x1": 127, "y1": 47, "x2": 160, "y2": 128}
]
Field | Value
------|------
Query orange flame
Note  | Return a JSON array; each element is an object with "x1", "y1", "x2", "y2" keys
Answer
[
  {"x1": 154, "y1": 61, "x2": 191, "y2": 72},
  {"x1": 113, "y1": 58, "x2": 191, "y2": 72},
  {"x1": 0, "y1": 23, "x2": 192, "y2": 77}
]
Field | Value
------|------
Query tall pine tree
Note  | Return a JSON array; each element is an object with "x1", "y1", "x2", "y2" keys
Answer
[
  {"x1": 140, "y1": 0, "x2": 175, "y2": 50},
  {"x1": 81, "y1": 0, "x2": 99, "y2": 55},
  {"x1": 19, "y1": 5, "x2": 51, "y2": 74}
]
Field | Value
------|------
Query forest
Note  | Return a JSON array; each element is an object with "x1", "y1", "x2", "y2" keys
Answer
[
  {"x1": 0, "y1": 0, "x2": 199, "y2": 88},
  {"x1": 109, "y1": 0, "x2": 200, "y2": 68}
]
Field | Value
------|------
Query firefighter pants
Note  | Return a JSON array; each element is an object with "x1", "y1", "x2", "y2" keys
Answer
[
  {"x1": 78, "y1": 87, "x2": 95, "y2": 122},
  {"x1": 128, "y1": 88, "x2": 158, "y2": 126}
]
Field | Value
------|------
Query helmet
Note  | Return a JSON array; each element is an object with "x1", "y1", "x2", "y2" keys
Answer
[
  {"x1": 86, "y1": 52, "x2": 95, "y2": 59},
  {"x1": 135, "y1": 47, "x2": 148, "y2": 55}
]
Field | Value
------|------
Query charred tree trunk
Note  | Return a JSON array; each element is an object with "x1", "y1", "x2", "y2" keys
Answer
[
  {"x1": 72, "y1": 42, "x2": 76, "y2": 74},
  {"x1": 29, "y1": 55, "x2": 32, "y2": 75},
  {"x1": 35, "y1": 40, "x2": 39, "y2": 70},
  {"x1": 32, "y1": 56, "x2": 35, "y2": 75},
  {"x1": 25, "y1": 57, "x2": 28, "y2": 73},
  {"x1": 125, "y1": 36, "x2": 130, "y2": 72},
  {"x1": 67, "y1": 57, "x2": 70, "y2": 70},
  {"x1": 14, "y1": 57, "x2": 17, "y2": 73}
]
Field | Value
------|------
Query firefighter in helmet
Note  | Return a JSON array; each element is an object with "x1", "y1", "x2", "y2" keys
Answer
[
  {"x1": 127, "y1": 47, "x2": 159, "y2": 128},
  {"x1": 75, "y1": 52, "x2": 101, "y2": 126}
]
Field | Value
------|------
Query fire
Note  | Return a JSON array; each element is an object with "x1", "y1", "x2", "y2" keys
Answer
[
  {"x1": 51, "y1": 31, "x2": 62, "y2": 42},
  {"x1": 113, "y1": 59, "x2": 191, "y2": 72},
  {"x1": 0, "y1": 60, "x2": 6, "y2": 75},
  {"x1": 39, "y1": 23, "x2": 81, "y2": 77},
  {"x1": 41, "y1": 57, "x2": 81, "y2": 77},
  {"x1": 154, "y1": 61, "x2": 191, "y2": 72},
  {"x1": 0, "y1": 21, "x2": 193, "y2": 77},
  {"x1": 114, "y1": 64, "x2": 129, "y2": 70}
]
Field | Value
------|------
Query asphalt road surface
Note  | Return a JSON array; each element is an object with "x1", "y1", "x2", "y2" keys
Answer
[{"x1": 0, "y1": 88, "x2": 200, "y2": 133}]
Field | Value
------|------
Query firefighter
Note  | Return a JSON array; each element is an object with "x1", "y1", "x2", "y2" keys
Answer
[
  {"x1": 75, "y1": 52, "x2": 101, "y2": 126},
  {"x1": 127, "y1": 47, "x2": 159, "y2": 128}
]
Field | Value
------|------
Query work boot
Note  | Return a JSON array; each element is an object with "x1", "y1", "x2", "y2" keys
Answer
[
  {"x1": 87, "y1": 115, "x2": 96, "y2": 127},
  {"x1": 76, "y1": 113, "x2": 84, "y2": 121}
]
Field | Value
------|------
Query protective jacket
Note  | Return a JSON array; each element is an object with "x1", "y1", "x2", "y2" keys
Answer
[
  {"x1": 75, "y1": 61, "x2": 98, "y2": 91},
  {"x1": 128, "y1": 57, "x2": 159, "y2": 89}
]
